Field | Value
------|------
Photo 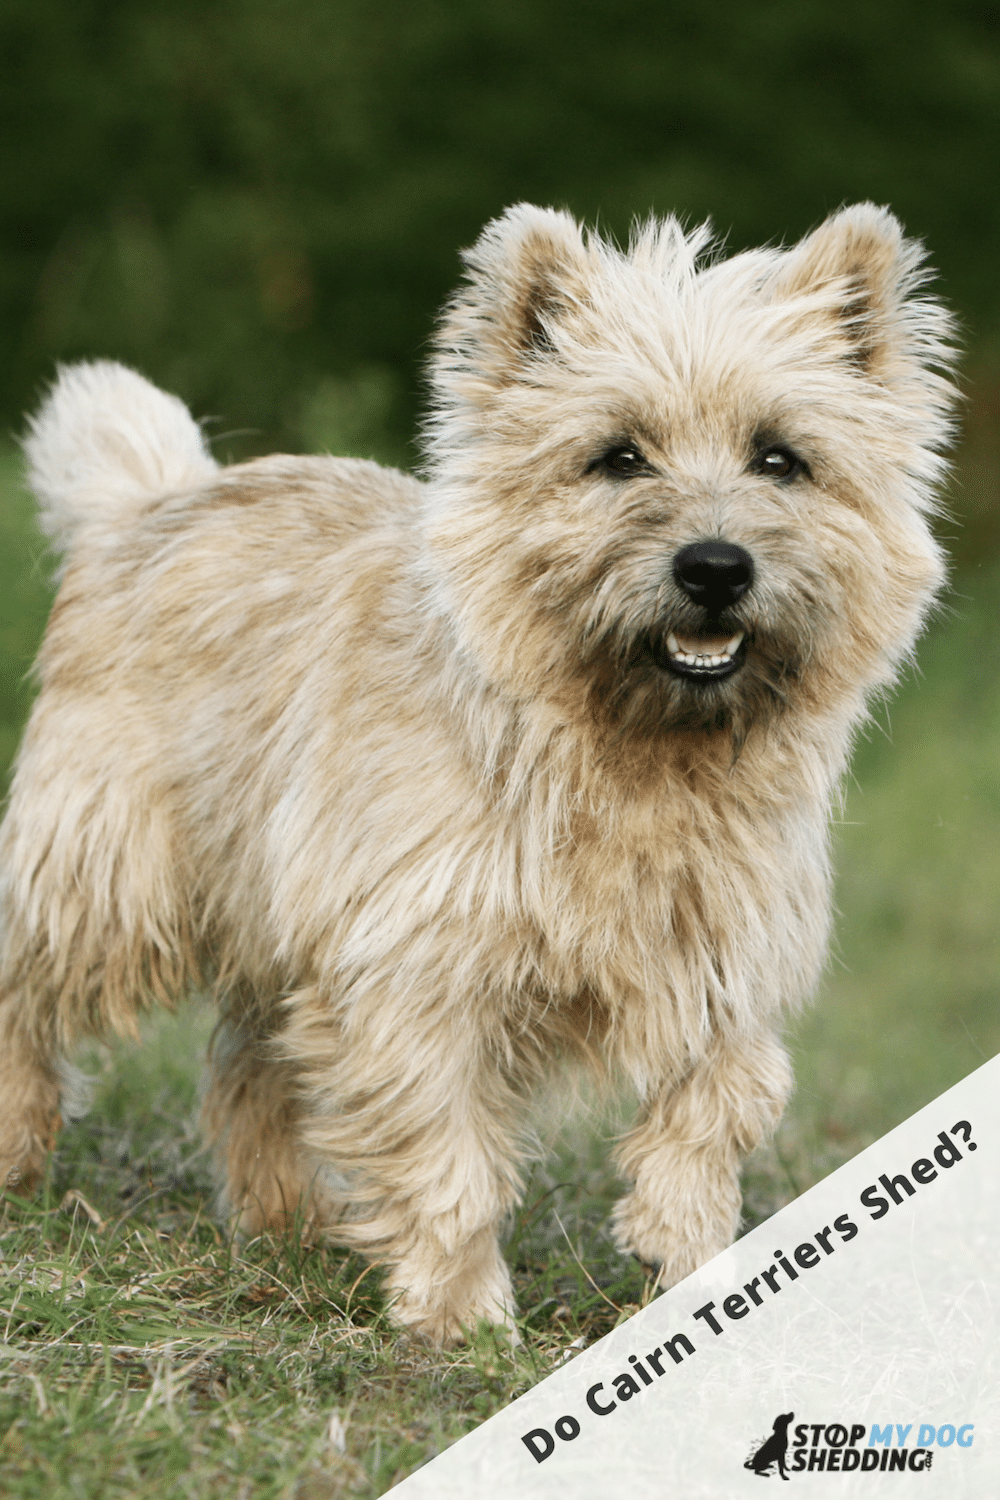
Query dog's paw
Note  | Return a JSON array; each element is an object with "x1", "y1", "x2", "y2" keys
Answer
[
  {"x1": 389, "y1": 1292, "x2": 521, "y2": 1348},
  {"x1": 3, "y1": 1161, "x2": 36, "y2": 1193},
  {"x1": 384, "y1": 1230, "x2": 519, "y2": 1347},
  {"x1": 0, "y1": 1116, "x2": 61, "y2": 1198},
  {"x1": 611, "y1": 1166, "x2": 742, "y2": 1287}
]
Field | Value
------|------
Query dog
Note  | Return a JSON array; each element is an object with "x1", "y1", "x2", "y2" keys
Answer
[
  {"x1": 745, "y1": 1412, "x2": 795, "y2": 1479},
  {"x1": 0, "y1": 203, "x2": 955, "y2": 1343}
]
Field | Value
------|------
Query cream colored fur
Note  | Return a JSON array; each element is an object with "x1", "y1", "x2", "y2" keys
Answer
[{"x1": 0, "y1": 204, "x2": 956, "y2": 1343}]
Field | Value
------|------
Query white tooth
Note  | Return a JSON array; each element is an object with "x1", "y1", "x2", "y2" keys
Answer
[
  {"x1": 710, "y1": 655, "x2": 721, "y2": 666},
  {"x1": 667, "y1": 633, "x2": 680, "y2": 654},
  {"x1": 725, "y1": 632, "x2": 744, "y2": 654}
]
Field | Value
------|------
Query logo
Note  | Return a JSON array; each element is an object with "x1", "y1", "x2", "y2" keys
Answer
[
  {"x1": 744, "y1": 1411, "x2": 795, "y2": 1479},
  {"x1": 743, "y1": 1417, "x2": 975, "y2": 1478}
]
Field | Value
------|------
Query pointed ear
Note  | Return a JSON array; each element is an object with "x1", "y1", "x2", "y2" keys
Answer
[
  {"x1": 775, "y1": 203, "x2": 946, "y2": 380},
  {"x1": 434, "y1": 204, "x2": 591, "y2": 391}
]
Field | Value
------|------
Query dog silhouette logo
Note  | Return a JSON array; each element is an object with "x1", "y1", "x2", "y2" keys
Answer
[{"x1": 745, "y1": 1412, "x2": 795, "y2": 1479}]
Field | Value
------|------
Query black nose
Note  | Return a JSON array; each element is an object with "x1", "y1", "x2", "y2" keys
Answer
[{"x1": 673, "y1": 541, "x2": 754, "y2": 613}]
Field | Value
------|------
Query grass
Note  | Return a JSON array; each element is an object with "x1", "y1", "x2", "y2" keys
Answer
[
  {"x1": 2, "y1": 442, "x2": 999, "y2": 1495},
  {"x1": 0, "y1": 1012, "x2": 655, "y2": 1498}
]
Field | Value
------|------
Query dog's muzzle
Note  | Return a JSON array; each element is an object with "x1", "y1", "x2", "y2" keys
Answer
[{"x1": 656, "y1": 540, "x2": 754, "y2": 682}]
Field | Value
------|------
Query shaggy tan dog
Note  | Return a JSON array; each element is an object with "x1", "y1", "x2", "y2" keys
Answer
[{"x1": 0, "y1": 204, "x2": 955, "y2": 1343}]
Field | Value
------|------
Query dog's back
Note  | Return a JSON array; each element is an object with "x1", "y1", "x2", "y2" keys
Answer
[
  {"x1": 24, "y1": 360, "x2": 418, "y2": 559},
  {"x1": 5, "y1": 363, "x2": 429, "y2": 1031}
]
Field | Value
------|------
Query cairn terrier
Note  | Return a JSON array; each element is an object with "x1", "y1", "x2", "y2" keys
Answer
[{"x1": 0, "y1": 203, "x2": 955, "y2": 1342}]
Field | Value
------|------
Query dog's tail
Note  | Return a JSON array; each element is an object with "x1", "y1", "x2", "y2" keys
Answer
[{"x1": 23, "y1": 361, "x2": 218, "y2": 557}]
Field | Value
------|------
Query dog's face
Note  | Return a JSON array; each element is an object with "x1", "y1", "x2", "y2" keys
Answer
[{"x1": 424, "y1": 205, "x2": 955, "y2": 743}]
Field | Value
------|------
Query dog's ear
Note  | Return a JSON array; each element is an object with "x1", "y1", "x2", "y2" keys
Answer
[
  {"x1": 435, "y1": 205, "x2": 590, "y2": 391},
  {"x1": 775, "y1": 203, "x2": 952, "y2": 382}
]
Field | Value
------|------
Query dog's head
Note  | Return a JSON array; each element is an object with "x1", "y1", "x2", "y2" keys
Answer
[{"x1": 423, "y1": 204, "x2": 957, "y2": 745}]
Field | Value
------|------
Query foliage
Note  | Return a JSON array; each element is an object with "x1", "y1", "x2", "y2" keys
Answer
[{"x1": 1, "y1": 0, "x2": 998, "y2": 464}]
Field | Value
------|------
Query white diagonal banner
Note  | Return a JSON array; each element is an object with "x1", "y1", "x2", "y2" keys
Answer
[{"x1": 397, "y1": 1054, "x2": 1000, "y2": 1497}]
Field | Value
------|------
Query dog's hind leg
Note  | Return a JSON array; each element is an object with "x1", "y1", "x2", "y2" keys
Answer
[
  {"x1": 0, "y1": 708, "x2": 195, "y2": 1188},
  {"x1": 201, "y1": 993, "x2": 332, "y2": 1237},
  {"x1": 0, "y1": 989, "x2": 63, "y2": 1191},
  {"x1": 611, "y1": 1026, "x2": 793, "y2": 1283}
]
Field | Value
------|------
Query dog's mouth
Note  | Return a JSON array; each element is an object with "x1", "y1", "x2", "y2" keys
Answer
[{"x1": 651, "y1": 628, "x2": 747, "y2": 681}]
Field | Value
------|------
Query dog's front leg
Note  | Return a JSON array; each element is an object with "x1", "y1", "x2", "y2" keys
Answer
[
  {"x1": 612, "y1": 1026, "x2": 792, "y2": 1283},
  {"x1": 287, "y1": 997, "x2": 524, "y2": 1346}
]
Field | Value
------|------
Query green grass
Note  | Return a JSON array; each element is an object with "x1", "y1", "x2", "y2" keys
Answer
[
  {"x1": 2, "y1": 445, "x2": 999, "y2": 1495},
  {"x1": 786, "y1": 572, "x2": 1000, "y2": 1157},
  {"x1": 0, "y1": 1011, "x2": 653, "y2": 1498}
]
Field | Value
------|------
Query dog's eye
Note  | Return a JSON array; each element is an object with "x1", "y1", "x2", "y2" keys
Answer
[
  {"x1": 755, "y1": 446, "x2": 804, "y2": 482},
  {"x1": 591, "y1": 445, "x2": 653, "y2": 479}
]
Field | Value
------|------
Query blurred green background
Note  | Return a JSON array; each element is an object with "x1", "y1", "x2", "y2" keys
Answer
[{"x1": 1, "y1": 0, "x2": 999, "y2": 1157}]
